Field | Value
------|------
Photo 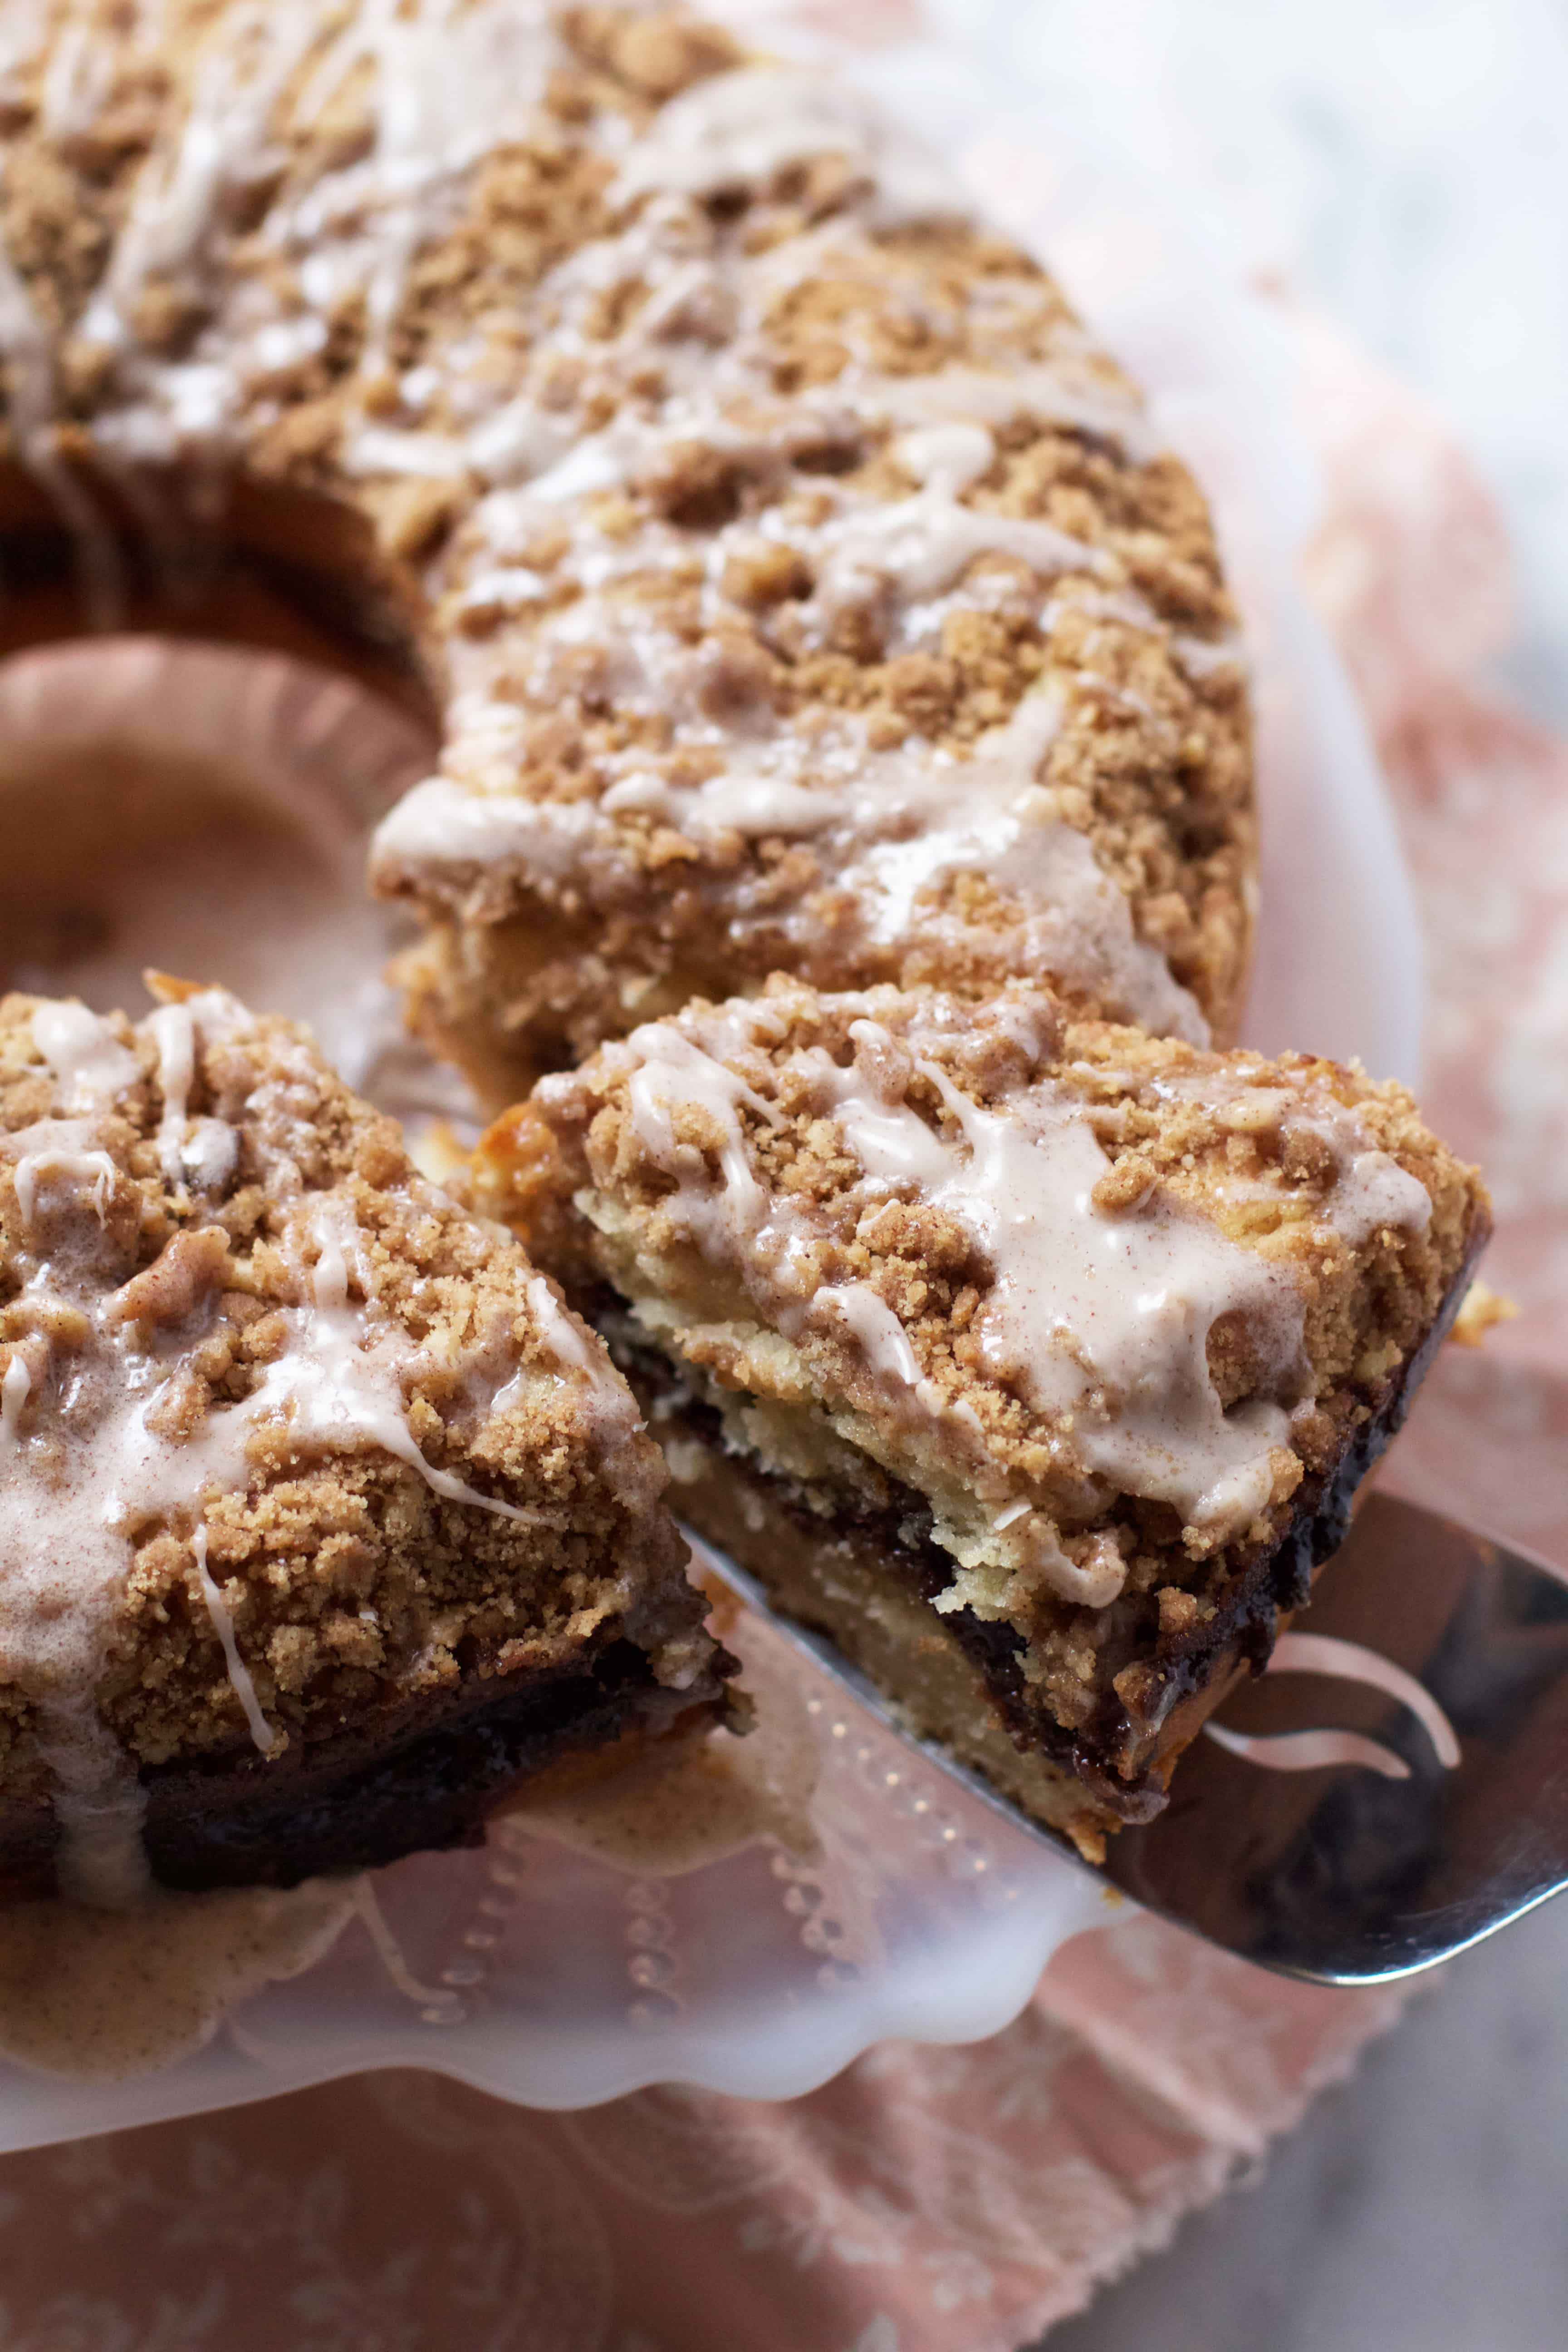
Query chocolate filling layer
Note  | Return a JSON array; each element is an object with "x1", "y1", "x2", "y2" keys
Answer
[
  {"x1": 596, "y1": 1212, "x2": 1488, "y2": 1837},
  {"x1": 0, "y1": 1637, "x2": 730, "y2": 1899}
]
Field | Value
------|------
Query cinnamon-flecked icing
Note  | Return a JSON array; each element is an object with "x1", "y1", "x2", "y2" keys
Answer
[
  {"x1": 0, "y1": 4, "x2": 1253, "y2": 1078},
  {"x1": 0, "y1": 987, "x2": 692, "y2": 1906},
  {"x1": 588, "y1": 983, "x2": 1439, "y2": 1608}
]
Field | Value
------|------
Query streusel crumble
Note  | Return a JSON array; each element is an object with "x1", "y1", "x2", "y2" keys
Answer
[
  {"x1": 0, "y1": 982, "x2": 727, "y2": 1899},
  {"x1": 482, "y1": 977, "x2": 1488, "y2": 1851}
]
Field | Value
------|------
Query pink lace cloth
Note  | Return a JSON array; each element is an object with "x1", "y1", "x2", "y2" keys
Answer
[{"x1": 0, "y1": 323, "x2": 1561, "y2": 2352}]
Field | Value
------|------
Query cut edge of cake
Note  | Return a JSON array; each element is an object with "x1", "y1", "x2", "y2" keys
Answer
[
  {"x1": 475, "y1": 974, "x2": 1490, "y2": 1858},
  {"x1": 0, "y1": 980, "x2": 734, "y2": 1902}
]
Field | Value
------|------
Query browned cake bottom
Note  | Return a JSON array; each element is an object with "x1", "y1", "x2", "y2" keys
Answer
[
  {"x1": 603, "y1": 1233, "x2": 1483, "y2": 1859},
  {"x1": 0, "y1": 1641, "x2": 726, "y2": 1900}
]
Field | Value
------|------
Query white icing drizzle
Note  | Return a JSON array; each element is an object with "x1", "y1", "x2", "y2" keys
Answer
[
  {"x1": 148, "y1": 1001, "x2": 196, "y2": 1187},
  {"x1": 610, "y1": 63, "x2": 965, "y2": 225},
  {"x1": 377, "y1": 682, "x2": 1205, "y2": 1045},
  {"x1": 0, "y1": 1191, "x2": 243, "y2": 1903},
  {"x1": 0, "y1": 1351, "x2": 31, "y2": 1444},
  {"x1": 514, "y1": 1270, "x2": 653, "y2": 1508},
  {"x1": 372, "y1": 774, "x2": 599, "y2": 880},
  {"x1": 0, "y1": 980, "x2": 625, "y2": 1901},
  {"x1": 626, "y1": 1025, "x2": 784, "y2": 1246},
  {"x1": 29, "y1": 1002, "x2": 139, "y2": 1112},
  {"x1": 823, "y1": 1281, "x2": 924, "y2": 1390},
  {"x1": 36, "y1": 1699, "x2": 151, "y2": 1910},
  {"x1": 191, "y1": 1523, "x2": 276, "y2": 1758},
  {"x1": 0, "y1": 5, "x2": 1210, "y2": 1038},
  {"x1": 71, "y1": 0, "x2": 564, "y2": 454},
  {"x1": 36, "y1": 15, "x2": 108, "y2": 141},
  {"x1": 1321, "y1": 1148, "x2": 1432, "y2": 1245},
  {"x1": 181, "y1": 1117, "x2": 240, "y2": 1195},
  {"x1": 810, "y1": 480, "x2": 1106, "y2": 612},
  {"x1": 83, "y1": 17, "x2": 314, "y2": 351},
  {"x1": 1158, "y1": 1069, "x2": 1434, "y2": 1245},
  {"x1": 0, "y1": 187, "x2": 122, "y2": 619},
  {"x1": 826, "y1": 1042, "x2": 1301, "y2": 1539},
  {"x1": 252, "y1": 1200, "x2": 547, "y2": 1527},
  {"x1": 873, "y1": 362, "x2": 1161, "y2": 465},
  {"x1": 600, "y1": 995, "x2": 1434, "y2": 1612},
  {"x1": 12, "y1": 1145, "x2": 117, "y2": 1229},
  {"x1": 895, "y1": 421, "x2": 1002, "y2": 500}
]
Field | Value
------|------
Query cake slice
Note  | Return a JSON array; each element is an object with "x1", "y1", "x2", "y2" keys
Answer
[
  {"x1": 355, "y1": 41, "x2": 1254, "y2": 1106},
  {"x1": 0, "y1": 983, "x2": 730, "y2": 1903},
  {"x1": 480, "y1": 976, "x2": 1489, "y2": 1857}
]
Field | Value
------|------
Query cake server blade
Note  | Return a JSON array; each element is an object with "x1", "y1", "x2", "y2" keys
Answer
[{"x1": 690, "y1": 1491, "x2": 1568, "y2": 1986}]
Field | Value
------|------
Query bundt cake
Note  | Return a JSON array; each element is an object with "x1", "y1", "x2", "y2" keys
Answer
[
  {"x1": 0, "y1": 1, "x2": 1250, "y2": 1110},
  {"x1": 0, "y1": 1, "x2": 1488, "y2": 1877}
]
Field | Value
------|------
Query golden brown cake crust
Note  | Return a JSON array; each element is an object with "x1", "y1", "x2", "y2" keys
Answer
[
  {"x1": 0, "y1": 4, "x2": 1489, "y2": 1868},
  {"x1": 0, "y1": 984, "x2": 715, "y2": 1818},
  {"x1": 0, "y1": 4, "x2": 1253, "y2": 1108},
  {"x1": 482, "y1": 975, "x2": 1488, "y2": 1813}
]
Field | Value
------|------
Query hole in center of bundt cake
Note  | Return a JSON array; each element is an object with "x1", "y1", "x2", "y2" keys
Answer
[
  {"x1": 0, "y1": 465, "x2": 445, "y2": 725},
  {"x1": 0, "y1": 637, "x2": 473, "y2": 1149}
]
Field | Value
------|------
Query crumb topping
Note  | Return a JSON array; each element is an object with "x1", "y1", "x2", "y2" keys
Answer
[
  {"x1": 0, "y1": 4, "x2": 1250, "y2": 1100},
  {"x1": 491, "y1": 976, "x2": 1485, "y2": 1727},
  {"x1": 0, "y1": 7, "x2": 1490, "y2": 1841},
  {"x1": 0, "y1": 984, "x2": 704, "y2": 1900}
]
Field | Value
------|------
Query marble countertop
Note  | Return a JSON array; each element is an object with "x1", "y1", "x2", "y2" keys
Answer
[
  {"x1": 936, "y1": 0, "x2": 1568, "y2": 737},
  {"x1": 966, "y1": 0, "x2": 1568, "y2": 2342},
  {"x1": 1046, "y1": 1902, "x2": 1568, "y2": 2352}
]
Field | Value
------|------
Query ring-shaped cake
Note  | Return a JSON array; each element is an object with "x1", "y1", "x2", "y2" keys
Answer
[{"x1": 0, "y1": 3, "x2": 1488, "y2": 1888}]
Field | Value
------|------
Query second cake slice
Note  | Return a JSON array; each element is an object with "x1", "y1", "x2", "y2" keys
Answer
[
  {"x1": 481, "y1": 976, "x2": 1489, "y2": 1857},
  {"x1": 0, "y1": 984, "x2": 730, "y2": 1902}
]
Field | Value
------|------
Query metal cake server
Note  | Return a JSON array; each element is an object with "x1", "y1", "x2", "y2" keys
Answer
[{"x1": 696, "y1": 1490, "x2": 1568, "y2": 1986}]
